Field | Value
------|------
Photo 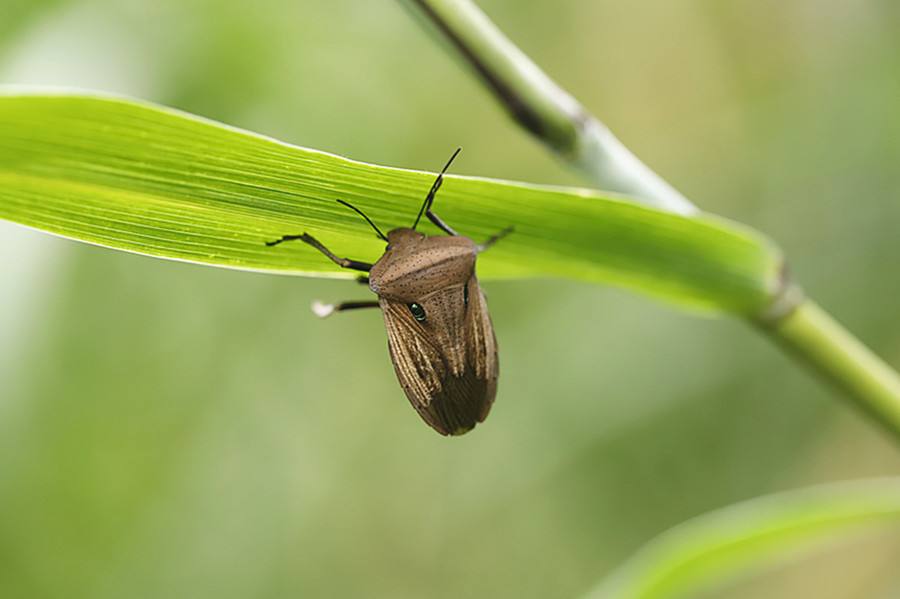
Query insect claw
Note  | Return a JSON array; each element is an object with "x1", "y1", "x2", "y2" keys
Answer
[
  {"x1": 311, "y1": 300, "x2": 379, "y2": 318},
  {"x1": 311, "y1": 300, "x2": 335, "y2": 318}
]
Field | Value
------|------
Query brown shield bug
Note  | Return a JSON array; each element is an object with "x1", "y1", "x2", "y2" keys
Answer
[{"x1": 267, "y1": 149, "x2": 511, "y2": 435}]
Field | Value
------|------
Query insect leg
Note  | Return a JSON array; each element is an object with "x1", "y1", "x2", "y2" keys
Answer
[
  {"x1": 413, "y1": 148, "x2": 462, "y2": 234},
  {"x1": 477, "y1": 225, "x2": 514, "y2": 253},
  {"x1": 265, "y1": 233, "x2": 373, "y2": 272},
  {"x1": 426, "y1": 209, "x2": 459, "y2": 236},
  {"x1": 421, "y1": 170, "x2": 460, "y2": 235},
  {"x1": 356, "y1": 275, "x2": 370, "y2": 285},
  {"x1": 311, "y1": 300, "x2": 380, "y2": 318}
]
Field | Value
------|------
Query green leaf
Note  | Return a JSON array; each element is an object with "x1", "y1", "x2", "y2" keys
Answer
[
  {"x1": 0, "y1": 90, "x2": 782, "y2": 314},
  {"x1": 588, "y1": 478, "x2": 900, "y2": 599}
]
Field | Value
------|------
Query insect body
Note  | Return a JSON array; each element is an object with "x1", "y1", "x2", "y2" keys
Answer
[{"x1": 267, "y1": 149, "x2": 511, "y2": 435}]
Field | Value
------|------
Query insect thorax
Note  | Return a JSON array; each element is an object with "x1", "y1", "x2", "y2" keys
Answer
[{"x1": 368, "y1": 229, "x2": 477, "y2": 301}]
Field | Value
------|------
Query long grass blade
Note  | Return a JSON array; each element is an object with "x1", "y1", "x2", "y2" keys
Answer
[{"x1": 0, "y1": 90, "x2": 783, "y2": 314}]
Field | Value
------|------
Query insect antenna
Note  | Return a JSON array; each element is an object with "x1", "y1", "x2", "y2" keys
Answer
[
  {"x1": 336, "y1": 199, "x2": 388, "y2": 242},
  {"x1": 412, "y1": 147, "x2": 462, "y2": 231}
]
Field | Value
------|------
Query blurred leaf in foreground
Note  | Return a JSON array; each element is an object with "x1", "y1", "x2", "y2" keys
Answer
[{"x1": 588, "y1": 478, "x2": 900, "y2": 599}]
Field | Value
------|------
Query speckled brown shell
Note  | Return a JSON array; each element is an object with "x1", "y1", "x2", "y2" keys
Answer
[{"x1": 369, "y1": 227, "x2": 498, "y2": 435}]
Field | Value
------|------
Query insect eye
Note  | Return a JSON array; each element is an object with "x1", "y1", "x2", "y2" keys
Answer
[
  {"x1": 408, "y1": 303, "x2": 426, "y2": 322},
  {"x1": 463, "y1": 284, "x2": 469, "y2": 306}
]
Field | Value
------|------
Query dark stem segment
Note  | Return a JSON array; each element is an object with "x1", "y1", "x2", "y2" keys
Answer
[
  {"x1": 401, "y1": 0, "x2": 696, "y2": 215},
  {"x1": 405, "y1": 0, "x2": 575, "y2": 151},
  {"x1": 265, "y1": 233, "x2": 372, "y2": 272}
]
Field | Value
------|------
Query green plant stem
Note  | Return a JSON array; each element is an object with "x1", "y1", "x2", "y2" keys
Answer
[
  {"x1": 764, "y1": 300, "x2": 900, "y2": 437},
  {"x1": 401, "y1": 0, "x2": 900, "y2": 441},
  {"x1": 402, "y1": 0, "x2": 697, "y2": 215}
]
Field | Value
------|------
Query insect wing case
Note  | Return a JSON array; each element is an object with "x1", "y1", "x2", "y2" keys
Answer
[{"x1": 370, "y1": 231, "x2": 498, "y2": 435}]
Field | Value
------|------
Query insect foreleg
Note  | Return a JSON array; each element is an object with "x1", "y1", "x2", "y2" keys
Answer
[
  {"x1": 311, "y1": 300, "x2": 380, "y2": 318},
  {"x1": 426, "y1": 210, "x2": 459, "y2": 236},
  {"x1": 477, "y1": 226, "x2": 514, "y2": 253},
  {"x1": 266, "y1": 233, "x2": 373, "y2": 272},
  {"x1": 412, "y1": 147, "x2": 461, "y2": 231}
]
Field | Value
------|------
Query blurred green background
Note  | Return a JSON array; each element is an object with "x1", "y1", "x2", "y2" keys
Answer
[{"x1": 1, "y1": 1, "x2": 899, "y2": 597}]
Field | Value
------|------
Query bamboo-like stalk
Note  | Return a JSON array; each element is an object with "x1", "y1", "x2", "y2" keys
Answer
[
  {"x1": 401, "y1": 0, "x2": 900, "y2": 440},
  {"x1": 764, "y1": 301, "x2": 900, "y2": 434},
  {"x1": 401, "y1": 0, "x2": 697, "y2": 216}
]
